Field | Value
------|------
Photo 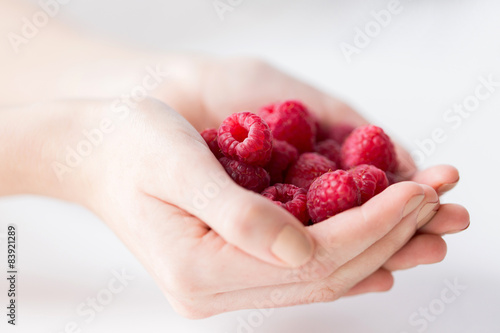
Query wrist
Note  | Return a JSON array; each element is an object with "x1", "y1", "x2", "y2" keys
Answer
[{"x1": 0, "y1": 105, "x2": 41, "y2": 197}]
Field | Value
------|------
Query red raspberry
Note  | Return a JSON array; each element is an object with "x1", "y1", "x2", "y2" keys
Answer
[
  {"x1": 341, "y1": 125, "x2": 398, "y2": 172},
  {"x1": 261, "y1": 184, "x2": 309, "y2": 225},
  {"x1": 218, "y1": 112, "x2": 273, "y2": 166},
  {"x1": 200, "y1": 128, "x2": 224, "y2": 159},
  {"x1": 285, "y1": 152, "x2": 337, "y2": 189},
  {"x1": 315, "y1": 139, "x2": 341, "y2": 167},
  {"x1": 219, "y1": 157, "x2": 270, "y2": 193},
  {"x1": 307, "y1": 170, "x2": 359, "y2": 223},
  {"x1": 349, "y1": 164, "x2": 389, "y2": 205},
  {"x1": 259, "y1": 100, "x2": 316, "y2": 153},
  {"x1": 265, "y1": 140, "x2": 299, "y2": 184},
  {"x1": 329, "y1": 123, "x2": 355, "y2": 145},
  {"x1": 315, "y1": 121, "x2": 330, "y2": 142}
]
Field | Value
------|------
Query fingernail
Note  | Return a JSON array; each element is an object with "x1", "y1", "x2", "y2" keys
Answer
[
  {"x1": 445, "y1": 220, "x2": 470, "y2": 234},
  {"x1": 403, "y1": 194, "x2": 425, "y2": 218},
  {"x1": 271, "y1": 225, "x2": 313, "y2": 267},
  {"x1": 437, "y1": 182, "x2": 458, "y2": 195},
  {"x1": 417, "y1": 209, "x2": 438, "y2": 228},
  {"x1": 417, "y1": 202, "x2": 439, "y2": 225}
]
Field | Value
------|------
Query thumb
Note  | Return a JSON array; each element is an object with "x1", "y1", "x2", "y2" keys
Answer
[
  {"x1": 164, "y1": 141, "x2": 314, "y2": 268},
  {"x1": 197, "y1": 171, "x2": 315, "y2": 268}
]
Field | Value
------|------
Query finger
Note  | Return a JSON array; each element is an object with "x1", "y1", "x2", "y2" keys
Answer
[
  {"x1": 418, "y1": 203, "x2": 470, "y2": 235},
  {"x1": 221, "y1": 181, "x2": 428, "y2": 289},
  {"x1": 187, "y1": 153, "x2": 313, "y2": 267},
  {"x1": 136, "y1": 104, "x2": 315, "y2": 268},
  {"x1": 300, "y1": 181, "x2": 426, "y2": 280},
  {"x1": 118, "y1": 194, "x2": 311, "y2": 300},
  {"x1": 383, "y1": 234, "x2": 447, "y2": 271},
  {"x1": 206, "y1": 185, "x2": 438, "y2": 312},
  {"x1": 411, "y1": 165, "x2": 460, "y2": 194},
  {"x1": 174, "y1": 268, "x2": 394, "y2": 318},
  {"x1": 147, "y1": 130, "x2": 314, "y2": 268},
  {"x1": 328, "y1": 184, "x2": 438, "y2": 283},
  {"x1": 167, "y1": 182, "x2": 428, "y2": 295},
  {"x1": 344, "y1": 268, "x2": 394, "y2": 296},
  {"x1": 381, "y1": 204, "x2": 469, "y2": 272},
  {"x1": 151, "y1": 181, "x2": 427, "y2": 296}
]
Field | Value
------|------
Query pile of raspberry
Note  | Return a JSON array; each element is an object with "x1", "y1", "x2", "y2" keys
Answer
[{"x1": 200, "y1": 100, "x2": 399, "y2": 225}]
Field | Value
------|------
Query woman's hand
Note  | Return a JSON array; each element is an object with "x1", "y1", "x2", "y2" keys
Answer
[
  {"x1": 1, "y1": 96, "x2": 468, "y2": 318},
  {"x1": 148, "y1": 55, "x2": 469, "y2": 302},
  {"x1": 0, "y1": 1, "x2": 469, "y2": 318},
  {"x1": 0, "y1": 54, "x2": 469, "y2": 318}
]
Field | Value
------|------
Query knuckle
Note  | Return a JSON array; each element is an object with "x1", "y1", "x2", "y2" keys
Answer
[
  {"x1": 304, "y1": 284, "x2": 340, "y2": 304},
  {"x1": 299, "y1": 258, "x2": 335, "y2": 281},
  {"x1": 135, "y1": 96, "x2": 168, "y2": 111},
  {"x1": 321, "y1": 234, "x2": 345, "y2": 261},
  {"x1": 224, "y1": 201, "x2": 260, "y2": 240},
  {"x1": 130, "y1": 97, "x2": 177, "y2": 123},
  {"x1": 301, "y1": 244, "x2": 340, "y2": 281}
]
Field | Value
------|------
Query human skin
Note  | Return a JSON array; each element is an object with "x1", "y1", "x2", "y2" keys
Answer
[{"x1": 0, "y1": 0, "x2": 469, "y2": 318}]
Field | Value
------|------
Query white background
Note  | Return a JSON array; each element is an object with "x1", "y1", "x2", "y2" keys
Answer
[{"x1": 1, "y1": 0, "x2": 500, "y2": 332}]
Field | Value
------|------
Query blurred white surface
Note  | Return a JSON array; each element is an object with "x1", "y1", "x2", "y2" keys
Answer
[{"x1": 1, "y1": 0, "x2": 500, "y2": 332}]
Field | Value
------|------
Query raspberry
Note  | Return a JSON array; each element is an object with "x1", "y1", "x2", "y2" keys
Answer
[
  {"x1": 261, "y1": 184, "x2": 309, "y2": 225},
  {"x1": 307, "y1": 170, "x2": 359, "y2": 223},
  {"x1": 329, "y1": 123, "x2": 355, "y2": 145},
  {"x1": 315, "y1": 139, "x2": 341, "y2": 167},
  {"x1": 341, "y1": 125, "x2": 398, "y2": 172},
  {"x1": 285, "y1": 152, "x2": 337, "y2": 189},
  {"x1": 315, "y1": 121, "x2": 331, "y2": 142},
  {"x1": 218, "y1": 112, "x2": 273, "y2": 166},
  {"x1": 265, "y1": 140, "x2": 299, "y2": 184},
  {"x1": 200, "y1": 128, "x2": 224, "y2": 159},
  {"x1": 219, "y1": 157, "x2": 270, "y2": 193},
  {"x1": 259, "y1": 100, "x2": 316, "y2": 153},
  {"x1": 349, "y1": 164, "x2": 389, "y2": 205}
]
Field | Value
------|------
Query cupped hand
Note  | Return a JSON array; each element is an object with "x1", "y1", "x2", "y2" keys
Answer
[
  {"x1": 148, "y1": 56, "x2": 469, "y2": 301},
  {"x1": 45, "y1": 93, "x2": 466, "y2": 318}
]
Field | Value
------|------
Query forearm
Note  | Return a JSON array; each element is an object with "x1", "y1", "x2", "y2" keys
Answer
[
  {"x1": 0, "y1": 105, "x2": 49, "y2": 197},
  {"x1": 0, "y1": 106, "x2": 39, "y2": 196},
  {"x1": 0, "y1": 0, "x2": 204, "y2": 110},
  {"x1": 0, "y1": 102, "x2": 98, "y2": 203}
]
